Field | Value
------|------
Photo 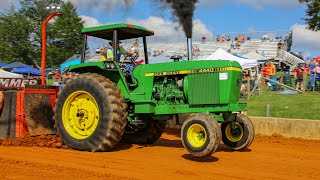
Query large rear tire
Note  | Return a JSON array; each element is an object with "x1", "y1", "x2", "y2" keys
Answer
[
  {"x1": 181, "y1": 113, "x2": 221, "y2": 157},
  {"x1": 53, "y1": 73, "x2": 127, "y2": 152},
  {"x1": 221, "y1": 114, "x2": 254, "y2": 151},
  {"x1": 121, "y1": 120, "x2": 167, "y2": 144}
]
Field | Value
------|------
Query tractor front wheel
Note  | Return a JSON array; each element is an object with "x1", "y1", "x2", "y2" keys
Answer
[
  {"x1": 53, "y1": 73, "x2": 127, "y2": 152},
  {"x1": 181, "y1": 113, "x2": 221, "y2": 157},
  {"x1": 221, "y1": 114, "x2": 255, "y2": 151}
]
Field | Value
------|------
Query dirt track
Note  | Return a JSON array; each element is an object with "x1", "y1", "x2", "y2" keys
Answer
[{"x1": 1, "y1": 129, "x2": 320, "y2": 180}]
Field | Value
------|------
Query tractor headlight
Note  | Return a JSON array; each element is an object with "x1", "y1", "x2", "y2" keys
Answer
[
  {"x1": 110, "y1": 63, "x2": 115, "y2": 69},
  {"x1": 106, "y1": 63, "x2": 110, "y2": 68}
]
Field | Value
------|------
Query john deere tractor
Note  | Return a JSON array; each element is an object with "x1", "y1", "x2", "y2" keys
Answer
[{"x1": 53, "y1": 23, "x2": 254, "y2": 157}]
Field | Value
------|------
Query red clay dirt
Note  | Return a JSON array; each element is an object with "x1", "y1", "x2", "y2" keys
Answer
[{"x1": 0, "y1": 129, "x2": 320, "y2": 180}]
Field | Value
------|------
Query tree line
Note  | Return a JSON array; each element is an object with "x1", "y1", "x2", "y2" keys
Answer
[
  {"x1": 0, "y1": 0, "x2": 83, "y2": 68},
  {"x1": 299, "y1": 0, "x2": 320, "y2": 31}
]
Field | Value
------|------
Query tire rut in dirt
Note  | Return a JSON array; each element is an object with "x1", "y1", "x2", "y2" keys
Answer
[
  {"x1": 121, "y1": 120, "x2": 167, "y2": 144},
  {"x1": 53, "y1": 73, "x2": 127, "y2": 152}
]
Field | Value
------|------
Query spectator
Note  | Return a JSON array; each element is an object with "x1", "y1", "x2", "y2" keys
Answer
[
  {"x1": 237, "y1": 34, "x2": 243, "y2": 42},
  {"x1": 216, "y1": 35, "x2": 221, "y2": 42},
  {"x1": 242, "y1": 35, "x2": 246, "y2": 43},
  {"x1": 291, "y1": 64, "x2": 304, "y2": 90},
  {"x1": 201, "y1": 36, "x2": 206, "y2": 43},
  {"x1": 231, "y1": 41, "x2": 235, "y2": 49},
  {"x1": 100, "y1": 48, "x2": 108, "y2": 61},
  {"x1": 310, "y1": 62, "x2": 315, "y2": 72},
  {"x1": 269, "y1": 62, "x2": 276, "y2": 77},
  {"x1": 277, "y1": 40, "x2": 283, "y2": 50},
  {"x1": 316, "y1": 56, "x2": 320, "y2": 63},
  {"x1": 305, "y1": 64, "x2": 311, "y2": 75},
  {"x1": 227, "y1": 36, "x2": 231, "y2": 42},
  {"x1": 313, "y1": 63, "x2": 320, "y2": 75},
  {"x1": 148, "y1": 48, "x2": 152, "y2": 56},
  {"x1": 221, "y1": 36, "x2": 225, "y2": 43},
  {"x1": 133, "y1": 38, "x2": 139, "y2": 47},
  {"x1": 236, "y1": 41, "x2": 240, "y2": 49},
  {"x1": 263, "y1": 34, "x2": 268, "y2": 41},
  {"x1": 261, "y1": 63, "x2": 271, "y2": 77}
]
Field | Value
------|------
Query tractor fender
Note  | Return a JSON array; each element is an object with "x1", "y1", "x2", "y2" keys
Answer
[{"x1": 69, "y1": 65, "x2": 130, "y2": 99}]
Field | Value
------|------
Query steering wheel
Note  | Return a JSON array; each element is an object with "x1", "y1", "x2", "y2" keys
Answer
[{"x1": 123, "y1": 52, "x2": 139, "y2": 65}]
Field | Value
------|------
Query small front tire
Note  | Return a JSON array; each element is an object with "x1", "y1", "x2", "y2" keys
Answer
[
  {"x1": 221, "y1": 114, "x2": 255, "y2": 151},
  {"x1": 181, "y1": 113, "x2": 221, "y2": 157}
]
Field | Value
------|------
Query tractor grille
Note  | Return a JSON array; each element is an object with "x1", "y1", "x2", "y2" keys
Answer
[{"x1": 188, "y1": 73, "x2": 220, "y2": 105}]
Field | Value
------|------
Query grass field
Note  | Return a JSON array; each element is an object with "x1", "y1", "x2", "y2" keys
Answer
[{"x1": 247, "y1": 93, "x2": 320, "y2": 120}]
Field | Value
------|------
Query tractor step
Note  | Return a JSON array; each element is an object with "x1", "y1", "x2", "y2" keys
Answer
[{"x1": 130, "y1": 120, "x2": 145, "y2": 125}]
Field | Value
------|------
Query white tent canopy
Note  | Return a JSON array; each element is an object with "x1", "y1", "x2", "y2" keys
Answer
[
  {"x1": 0, "y1": 70, "x2": 23, "y2": 78},
  {"x1": 202, "y1": 48, "x2": 258, "y2": 69}
]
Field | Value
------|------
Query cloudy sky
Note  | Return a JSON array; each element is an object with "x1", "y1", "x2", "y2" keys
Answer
[{"x1": 1, "y1": 0, "x2": 319, "y2": 57}]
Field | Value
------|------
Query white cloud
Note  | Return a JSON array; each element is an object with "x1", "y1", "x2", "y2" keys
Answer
[
  {"x1": 200, "y1": 0, "x2": 300, "y2": 10},
  {"x1": 80, "y1": 15, "x2": 101, "y2": 28},
  {"x1": 126, "y1": 16, "x2": 212, "y2": 38},
  {"x1": 0, "y1": 0, "x2": 14, "y2": 10},
  {"x1": 291, "y1": 24, "x2": 320, "y2": 51},
  {"x1": 66, "y1": 0, "x2": 134, "y2": 11}
]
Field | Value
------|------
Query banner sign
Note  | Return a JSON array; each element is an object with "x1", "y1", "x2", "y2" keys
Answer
[{"x1": 0, "y1": 78, "x2": 38, "y2": 89}]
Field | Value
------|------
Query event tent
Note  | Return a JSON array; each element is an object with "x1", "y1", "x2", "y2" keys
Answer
[
  {"x1": 0, "y1": 62, "x2": 8, "y2": 68},
  {"x1": 0, "y1": 70, "x2": 23, "y2": 78},
  {"x1": 2, "y1": 62, "x2": 29, "y2": 69},
  {"x1": 11, "y1": 66, "x2": 42, "y2": 76},
  {"x1": 60, "y1": 59, "x2": 81, "y2": 74},
  {"x1": 204, "y1": 48, "x2": 258, "y2": 69}
]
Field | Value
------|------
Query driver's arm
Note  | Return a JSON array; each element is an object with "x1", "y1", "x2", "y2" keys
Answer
[{"x1": 120, "y1": 46, "x2": 131, "y2": 56}]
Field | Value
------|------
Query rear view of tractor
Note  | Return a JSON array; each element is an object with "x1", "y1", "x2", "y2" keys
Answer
[{"x1": 53, "y1": 23, "x2": 255, "y2": 157}]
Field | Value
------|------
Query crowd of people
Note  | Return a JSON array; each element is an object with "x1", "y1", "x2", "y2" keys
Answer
[{"x1": 241, "y1": 59, "x2": 320, "y2": 95}]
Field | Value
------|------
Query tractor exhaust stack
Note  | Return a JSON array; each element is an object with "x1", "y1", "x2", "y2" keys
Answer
[{"x1": 187, "y1": 38, "x2": 193, "y2": 61}]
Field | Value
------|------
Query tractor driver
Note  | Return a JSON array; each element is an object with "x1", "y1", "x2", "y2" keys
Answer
[{"x1": 100, "y1": 41, "x2": 133, "y2": 62}]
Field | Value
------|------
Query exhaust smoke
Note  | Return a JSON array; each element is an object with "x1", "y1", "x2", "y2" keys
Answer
[
  {"x1": 156, "y1": 0, "x2": 199, "y2": 61},
  {"x1": 158, "y1": 0, "x2": 199, "y2": 38}
]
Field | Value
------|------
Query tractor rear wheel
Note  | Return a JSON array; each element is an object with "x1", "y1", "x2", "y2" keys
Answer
[
  {"x1": 53, "y1": 73, "x2": 127, "y2": 152},
  {"x1": 221, "y1": 114, "x2": 254, "y2": 151},
  {"x1": 181, "y1": 113, "x2": 221, "y2": 157},
  {"x1": 121, "y1": 120, "x2": 167, "y2": 144}
]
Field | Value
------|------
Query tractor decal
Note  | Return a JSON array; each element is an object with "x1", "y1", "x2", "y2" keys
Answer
[{"x1": 145, "y1": 67, "x2": 242, "y2": 77}]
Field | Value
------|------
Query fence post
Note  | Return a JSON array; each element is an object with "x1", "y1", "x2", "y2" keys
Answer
[
  {"x1": 266, "y1": 104, "x2": 270, "y2": 117},
  {"x1": 260, "y1": 72, "x2": 264, "y2": 95},
  {"x1": 247, "y1": 78, "x2": 251, "y2": 100},
  {"x1": 302, "y1": 70, "x2": 306, "y2": 93}
]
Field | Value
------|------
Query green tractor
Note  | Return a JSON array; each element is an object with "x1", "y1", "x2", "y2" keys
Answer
[{"x1": 53, "y1": 23, "x2": 254, "y2": 157}]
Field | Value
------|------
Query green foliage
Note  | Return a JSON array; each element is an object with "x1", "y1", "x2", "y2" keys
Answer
[
  {"x1": 46, "y1": 1, "x2": 84, "y2": 67},
  {"x1": 248, "y1": 93, "x2": 320, "y2": 120},
  {"x1": 0, "y1": 6, "x2": 34, "y2": 64},
  {"x1": 0, "y1": 0, "x2": 84, "y2": 67},
  {"x1": 300, "y1": 0, "x2": 320, "y2": 31}
]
